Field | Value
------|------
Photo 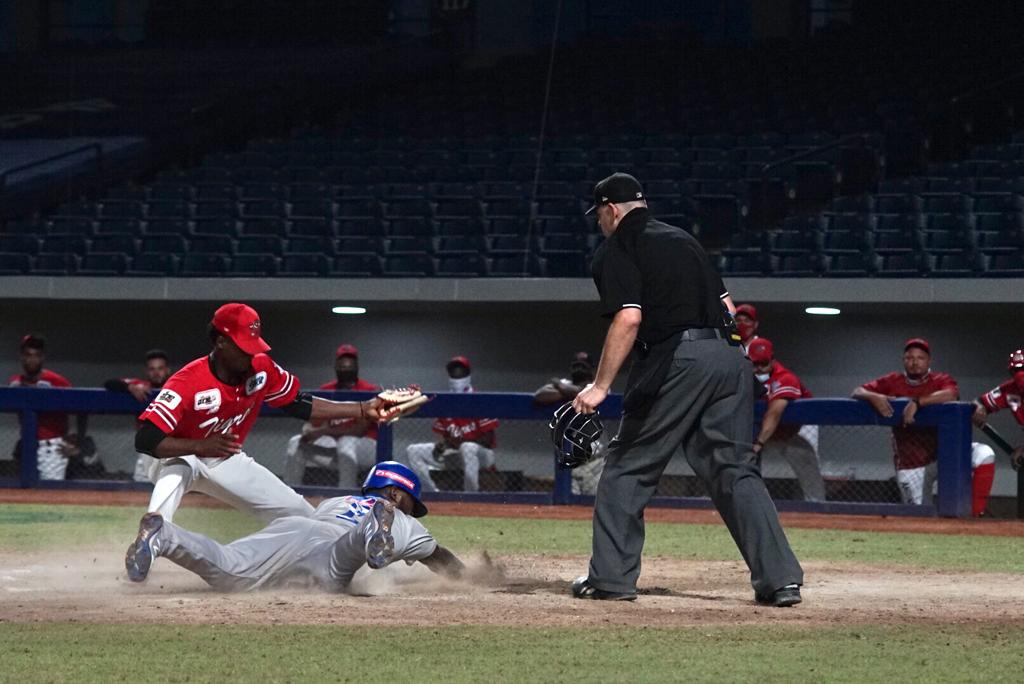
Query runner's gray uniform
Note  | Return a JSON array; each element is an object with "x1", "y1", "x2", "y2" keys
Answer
[{"x1": 152, "y1": 495, "x2": 437, "y2": 591}]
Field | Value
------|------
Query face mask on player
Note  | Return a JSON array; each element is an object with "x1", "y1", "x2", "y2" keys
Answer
[
  {"x1": 737, "y1": 321, "x2": 757, "y2": 340},
  {"x1": 449, "y1": 375, "x2": 473, "y2": 393},
  {"x1": 755, "y1": 372, "x2": 770, "y2": 383},
  {"x1": 336, "y1": 369, "x2": 358, "y2": 386}
]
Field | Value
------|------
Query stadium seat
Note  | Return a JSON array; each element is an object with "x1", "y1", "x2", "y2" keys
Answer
[
  {"x1": 336, "y1": 199, "x2": 380, "y2": 220},
  {"x1": 975, "y1": 212, "x2": 1021, "y2": 232},
  {"x1": 95, "y1": 218, "x2": 142, "y2": 236},
  {"x1": 823, "y1": 231, "x2": 868, "y2": 254},
  {"x1": 179, "y1": 254, "x2": 229, "y2": 276},
  {"x1": 874, "y1": 194, "x2": 919, "y2": 214},
  {"x1": 285, "y1": 236, "x2": 335, "y2": 256},
  {"x1": 435, "y1": 255, "x2": 487, "y2": 277},
  {"x1": 229, "y1": 254, "x2": 280, "y2": 276},
  {"x1": 239, "y1": 183, "x2": 286, "y2": 200},
  {"x1": 977, "y1": 230, "x2": 1024, "y2": 254},
  {"x1": 144, "y1": 219, "x2": 190, "y2": 236},
  {"x1": 90, "y1": 235, "x2": 136, "y2": 255},
  {"x1": 878, "y1": 253, "x2": 926, "y2": 277},
  {"x1": 99, "y1": 201, "x2": 144, "y2": 219},
  {"x1": 0, "y1": 235, "x2": 40, "y2": 255},
  {"x1": 723, "y1": 254, "x2": 768, "y2": 276},
  {"x1": 826, "y1": 253, "x2": 878, "y2": 277},
  {"x1": 539, "y1": 234, "x2": 586, "y2": 255},
  {"x1": 774, "y1": 254, "x2": 825, "y2": 277},
  {"x1": 0, "y1": 253, "x2": 32, "y2": 275},
  {"x1": 194, "y1": 201, "x2": 238, "y2": 219},
  {"x1": 31, "y1": 253, "x2": 79, "y2": 275},
  {"x1": 196, "y1": 184, "x2": 236, "y2": 201},
  {"x1": 331, "y1": 255, "x2": 382, "y2": 277},
  {"x1": 973, "y1": 193, "x2": 1022, "y2": 213},
  {"x1": 290, "y1": 200, "x2": 334, "y2": 219},
  {"x1": 78, "y1": 253, "x2": 129, "y2": 276},
  {"x1": 336, "y1": 236, "x2": 383, "y2": 256},
  {"x1": 190, "y1": 236, "x2": 235, "y2": 255},
  {"x1": 53, "y1": 201, "x2": 96, "y2": 219},
  {"x1": 146, "y1": 201, "x2": 189, "y2": 219},
  {"x1": 280, "y1": 254, "x2": 330, "y2": 276},
  {"x1": 872, "y1": 231, "x2": 919, "y2": 255},
  {"x1": 385, "y1": 236, "x2": 432, "y2": 255},
  {"x1": 239, "y1": 218, "x2": 288, "y2": 237},
  {"x1": 488, "y1": 254, "x2": 543, "y2": 277},
  {"x1": 336, "y1": 218, "x2": 381, "y2": 237},
  {"x1": 771, "y1": 231, "x2": 821, "y2": 255},
  {"x1": 922, "y1": 230, "x2": 971, "y2": 253},
  {"x1": 41, "y1": 236, "x2": 88, "y2": 254},
  {"x1": 237, "y1": 236, "x2": 284, "y2": 256},
  {"x1": 986, "y1": 251, "x2": 1024, "y2": 277},
  {"x1": 240, "y1": 200, "x2": 286, "y2": 218},
  {"x1": 288, "y1": 183, "x2": 333, "y2": 201},
  {"x1": 149, "y1": 184, "x2": 192, "y2": 201},
  {"x1": 385, "y1": 218, "x2": 433, "y2": 237},
  {"x1": 141, "y1": 234, "x2": 188, "y2": 254},
  {"x1": 932, "y1": 252, "x2": 982, "y2": 277},
  {"x1": 289, "y1": 217, "x2": 332, "y2": 237},
  {"x1": 543, "y1": 253, "x2": 589, "y2": 277},
  {"x1": 382, "y1": 254, "x2": 436, "y2": 277}
]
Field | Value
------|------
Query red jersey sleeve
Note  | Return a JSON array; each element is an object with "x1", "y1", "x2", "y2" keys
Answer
[
  {"x1": 861, "y1": 374, "x2": 893, "y2": 395},
  {"x1": 980, "y1": 379, "x2": 1016, "y2": 412},
  {"x1": 47, "y1": 372, "x2": 72, "y2": 388},
  {"x1": 931, "y1": 372, "x2": 959, "y2": 398},
  {"x1": 767, "y1": 370, "x2": 803, "y2": 401},
  {"x1": 262, "y1": 358, "x2": 300, "y2": 408},
  {"x1": 139, "y1": 377, "x2": 192, "y2": 434}
]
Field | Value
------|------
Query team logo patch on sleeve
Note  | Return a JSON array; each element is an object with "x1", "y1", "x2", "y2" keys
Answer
[
  {"x1": 246, "y1": 371, "x2": 268, "y2": 395},
  {"x1": 194, "y1": 388, "x2": 222, "y2": 412},
  {"x1": 154, "y1": 389, "x2": 182, "y2": 409}
]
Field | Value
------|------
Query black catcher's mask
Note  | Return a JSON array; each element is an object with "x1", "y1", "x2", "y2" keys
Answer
[{"x1": 549, "y1": 401, "x2": 603, "y2": 469}]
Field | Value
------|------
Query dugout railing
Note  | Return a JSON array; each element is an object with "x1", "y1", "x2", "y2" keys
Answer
[{"x1": 0, "y1": 388, "x2": 975, "y2": 517}]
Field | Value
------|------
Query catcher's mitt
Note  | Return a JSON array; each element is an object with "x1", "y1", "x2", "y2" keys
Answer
[{"x1": 376, "y1": 386, "x2": 429, "y2": 423}]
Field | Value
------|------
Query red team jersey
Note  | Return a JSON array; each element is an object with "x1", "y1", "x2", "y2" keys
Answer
[
  {"x1": 978, "y1": 375, "x2": 1024, "y2": 426},
  {"x1": 432, "y1": 417, "x2": 499, "y2": 446},
  {"x1": 318, "y1": 378, "x2": 381, "y2": 440},
  {"x1": 860, "y1": 371, "x2": 959, "y2": 469},
  {"x1": 760, "y1": 362, "x2": 812, "y2": 441},
  {"x1": 9, "y1": 369, "x2": 72, "y2": 440},
  {"x1": 139, "y1": 354, "x2": 299, "y2": 445}
]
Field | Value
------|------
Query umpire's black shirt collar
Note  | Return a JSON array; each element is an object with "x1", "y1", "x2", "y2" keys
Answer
[{"x1": 613, "y1": 207, "x2": 649, "y2": 238}]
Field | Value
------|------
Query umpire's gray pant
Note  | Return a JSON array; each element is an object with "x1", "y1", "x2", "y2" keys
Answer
[{"x1": 589, "y1": 338, "x2": 804, "y2": 597}]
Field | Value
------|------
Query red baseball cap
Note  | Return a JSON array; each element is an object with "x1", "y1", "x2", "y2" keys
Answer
[
  {"x1": 747, "y1": 338, "x2": 774, "y2": 363},
  {"x1": 211, "y1": 303, "x2": 270, "y2": 355},
  {"x1": 336, "y1": 344, "x2": 359, "y2": 358},
  {"x1": 735, "y1": 304, "x2": 758, "y2": 320},
  {"x1": 19, "y1": 333, "x2": 45, "y2": 351},
  {"x1": 447, "y1": 355, "x2": 471, "y2": 372},
  {"x1": 904, "y1": 338, "x2": 930, "y2": 355}
]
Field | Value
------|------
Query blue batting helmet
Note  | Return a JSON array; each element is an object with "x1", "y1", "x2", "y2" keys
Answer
[{"x1": 362, "y1": 461, "x2": 428, "y2": 517}]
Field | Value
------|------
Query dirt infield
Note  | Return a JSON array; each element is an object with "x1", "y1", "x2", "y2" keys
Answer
[
  {"x1": 3, "y1": 549, "x2": 1023, "y2": 628},
  {"x1": 3, "y1": 487, "x2": 1024, "y2": 537}
]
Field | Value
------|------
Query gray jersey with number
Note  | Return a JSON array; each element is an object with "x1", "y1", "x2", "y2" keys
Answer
[{"x1": 155, "y1": 495, "x2": 437, "y2": 591}]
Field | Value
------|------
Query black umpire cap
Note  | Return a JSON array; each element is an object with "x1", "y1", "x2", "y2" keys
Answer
[{"x1": 585, "y1": 172, "x2": 645, "y2": 215}]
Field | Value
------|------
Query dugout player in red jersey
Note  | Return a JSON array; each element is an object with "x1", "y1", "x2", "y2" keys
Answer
[
  {"x1": 9, "y1": 334, "x2": 87, "y2": 480},
  {"x1": 105, "y1": 349, "x2": 172, "y2": 482},
  {"x1": 734, "y1": 303, "x2": 760, "y2": 356},
  {"x1": 852, "y1": 338, "x2": 959, "y2": 505},
  {"x1": 284, "y1": 344, "x2": 381, "y2": 489},
  {"x1": 130, "y1": 303, "x2": 394, "y2": 541},
  {"x1": 748, "y1": 339, "x2": 826, "y2": 502},
  {"x1": 406, "y1": 356, "x2": 499, "y2": 492}
]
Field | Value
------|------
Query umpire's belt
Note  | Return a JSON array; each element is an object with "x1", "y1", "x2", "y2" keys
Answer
[{"x1": 633, "y1": 328, "x2": 724, "y2": 359}]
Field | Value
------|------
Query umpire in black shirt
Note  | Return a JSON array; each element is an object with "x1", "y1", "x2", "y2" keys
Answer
[{"x1": 571, "y1": 173, "x2": 803, "y2": 606}]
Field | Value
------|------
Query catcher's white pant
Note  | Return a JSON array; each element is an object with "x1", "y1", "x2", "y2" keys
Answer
[
  {"x1": 151, "y1": 499, "x2": 437, "y2": 591},
  {"x1": 36, "y1": 437, "x2": 68, "y2": 480},
  {"x1": 760, "y1": 425, "x2": 826, "y2": 502},
  {"x1": 895, "y1": 442, "x2": 996, "y2": 506},
  {"x1": 407, "y1": 442, "x2": 495, "y2": 492},
  {"x1": 146, "y1": 452, "x2": 314, "y2": 523},
  {"x1": 283, "y1": 434, "x2": 377, "y2": 489},
  {"x1": 133, "y1": 452, "x2": 156, "y2": 483}
]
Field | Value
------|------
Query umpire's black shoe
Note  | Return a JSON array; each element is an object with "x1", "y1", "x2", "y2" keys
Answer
[
  {"x1": 754, "y1": 584, "x2": 802, "y2": 607},
  {"x1": 571, "y1": 576, "x2": 637, "y2": 601}
]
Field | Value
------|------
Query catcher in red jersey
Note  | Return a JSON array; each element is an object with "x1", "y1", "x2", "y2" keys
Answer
[
  {"x1": 747, "y1": 338, "x2": 825, "y2": 502},
  {"x1": 852, "y1": 337, "x2": 995, "y2": 511},
  {"x1": 406, "y1": 356, "x2": 498, "y2": 492},
  {"x1": 130, "y1": 303, "x2": 397, "y2": 539},
  {"x1": 971, "y1": 349, "x2": 1024, "y2": 485}
]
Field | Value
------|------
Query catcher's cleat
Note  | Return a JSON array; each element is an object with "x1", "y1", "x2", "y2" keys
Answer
[
  {"x1": 754, "y1": 583, "x2": 802, "y2": 607},
  {"x1": 571, "y1": 575, "x2": 637, "y2": 601},
  {"x1": 365, "y1": 499, "x2": 396, "y2": 569},
  {"x1": 125, "y1": 512, "x2": 164, "y2": 583}
]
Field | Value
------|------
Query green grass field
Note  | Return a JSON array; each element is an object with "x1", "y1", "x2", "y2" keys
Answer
[{"x1": 2, "y1": 502, "x2": 1024, "y2": 683}]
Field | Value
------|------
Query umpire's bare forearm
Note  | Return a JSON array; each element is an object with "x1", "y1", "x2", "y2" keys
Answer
[{"x1": 594, "y1": 308, "x2": 641, "y2": 390}]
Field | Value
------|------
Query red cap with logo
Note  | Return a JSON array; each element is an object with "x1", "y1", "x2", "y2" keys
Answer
[
  {"x1": 735, "y1": 304, "x2": 758, "y2": 321},
  {"x1": 747, "y1": 338, "x2": 774, "y2": 363},
  {"x1": 447, "y1": 355, "x2": 471, "y2": 372},
  {"x1": 336, "y1": 344, "x2": 359, "y2": 358},
  {"x1": 904, "y1": 338, "x2": 930, "y2": 355},
  {"x1": 211, "y1": 303, "x2": 271, "y2": 355}
]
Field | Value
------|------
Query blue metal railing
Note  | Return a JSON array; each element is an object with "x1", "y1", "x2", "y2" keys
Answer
[{"x1": 0, "y1": 388, "x2": 972, "y2": 516}]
